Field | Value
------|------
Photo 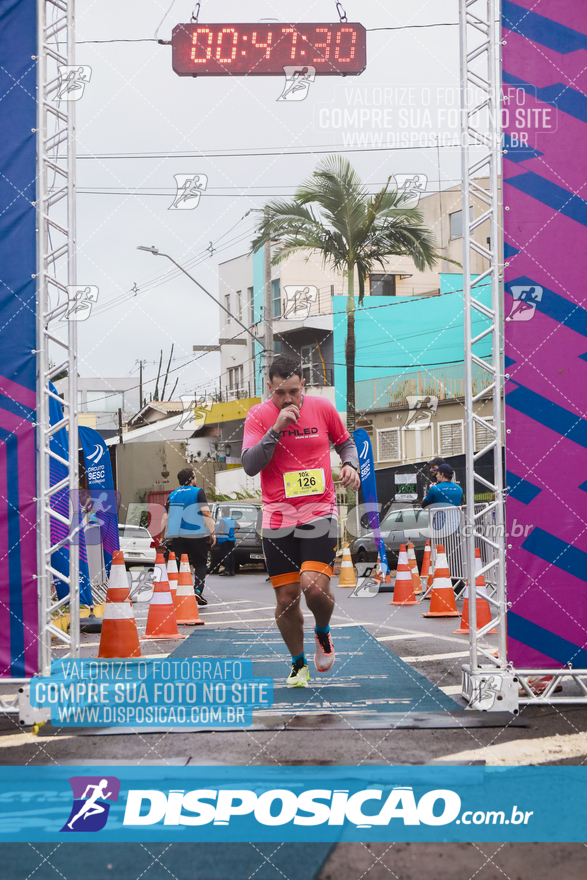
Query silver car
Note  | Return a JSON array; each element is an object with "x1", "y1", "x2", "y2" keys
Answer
[
  {"x1": 352, "y1": 506, "x2": 430, "y2": 569},
  {"x1": 118, "y1": 524, "x2": 157, "y2": 567}
]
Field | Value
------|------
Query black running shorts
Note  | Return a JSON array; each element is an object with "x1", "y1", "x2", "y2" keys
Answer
[{"x1": 262, "y1": 517, "x2": 338, "y2": 588}]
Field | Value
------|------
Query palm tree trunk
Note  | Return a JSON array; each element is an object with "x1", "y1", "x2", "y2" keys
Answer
[
  {"x1": 345, "y1": 266, "x2": 357, "y2": 528},
  {"x1": 345, "y1": 267, "x2": 356, "y2": 436}
]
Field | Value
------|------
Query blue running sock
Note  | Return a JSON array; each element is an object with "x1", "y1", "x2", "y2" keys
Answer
[
  {"x1": 291, "y1": 652, "x2": 306, "y2": 665},
  {"x1": 315, "y1": 624, "x2": 330, "y2": 635}
]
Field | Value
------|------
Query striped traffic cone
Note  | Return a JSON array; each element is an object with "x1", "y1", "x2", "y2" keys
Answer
[
  {"x1": 98, "y1": 550, "x2": 141, "y2": 658},
  {"x1": 167, "y1": 551, "x2": 179, "y2": 605},
  {"x1": 454, "y1": 548, "x2": 497, "y2": 634},
  {"x1": 422, "y1": 544, "x2": 460, "y2": 617},
  {"x1": 175, "y1": 554, "x2": 205, "y2": 625},
  {"x1": 141, "y1": 555, "x2": 186, "y2": 640},
  {"x1": 338, "y1": 542, "x2": 356, "y2": 588},
  {"x1": 420, "y1": 541, "x2": 432, "y2": 592},
  {"x1": 407, "y1": 542, "x2": 422, "y2": 595},
  {"x1": 389, "y1": 545, "x2": 419, "y2": 606}
]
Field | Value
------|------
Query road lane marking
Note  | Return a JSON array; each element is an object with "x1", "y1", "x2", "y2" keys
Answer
[
  {"x1": 400, "y1": 651, "x2": 470, "y2": 663},
  {"x1": 437, "y1": 732, "x2": 587, "y2": 765}
]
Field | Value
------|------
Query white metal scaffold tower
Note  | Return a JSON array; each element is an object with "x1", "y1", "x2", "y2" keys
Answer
[
  {"x1": 35, "y1": 0, "x2": 80, "y2": 675},
  {"x1": 458, "y1": 0, "x2": 518, "y2": 712}
]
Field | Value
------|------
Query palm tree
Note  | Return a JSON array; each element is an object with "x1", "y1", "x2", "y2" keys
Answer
[{"x1": 251, "y1": 156, "x2": 440, "y2": 436}]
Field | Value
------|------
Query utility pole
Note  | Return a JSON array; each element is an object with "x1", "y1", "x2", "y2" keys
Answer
[
  {"x1": 262, "y1": 206, "x2": 273, "y2": 401},
  {"x1": 139, "y1": 359, "x2": 144, "y2": 409}
]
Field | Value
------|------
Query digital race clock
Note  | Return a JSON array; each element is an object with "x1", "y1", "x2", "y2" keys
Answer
[{"x1": 171, "y1": 22, "x2": 366, "y2": 77}]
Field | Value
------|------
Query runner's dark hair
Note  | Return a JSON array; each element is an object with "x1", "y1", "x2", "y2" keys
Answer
[{"x1": 269, "y1": 355, "x2": 302, "y2": 382}]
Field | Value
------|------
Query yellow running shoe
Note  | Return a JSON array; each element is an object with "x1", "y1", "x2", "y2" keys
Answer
[{"x1": 287, "y1": 659, "x2": 310, "y2": 688}]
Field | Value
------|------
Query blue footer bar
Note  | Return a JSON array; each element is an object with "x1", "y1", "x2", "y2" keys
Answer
[{"x1": 1, "y1": 766, "x2": 585, "y2": 842}]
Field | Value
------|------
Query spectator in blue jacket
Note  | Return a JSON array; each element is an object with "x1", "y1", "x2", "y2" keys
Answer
[
  {"x1": 421, "y1": 464, "x2": 463, "y2": 508},
  {"x1": 217, "y1": 506, "x2": 237, "y2": 577}
]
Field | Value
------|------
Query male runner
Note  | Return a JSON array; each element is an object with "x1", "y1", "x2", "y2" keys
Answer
[{"x1": 242, "y1": 356, "x2": 360, "y2": 687}]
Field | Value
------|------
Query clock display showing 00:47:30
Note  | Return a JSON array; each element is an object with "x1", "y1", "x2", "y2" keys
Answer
[{"x1": 171, "y1": 23, "x2": 367, "y2": 77}]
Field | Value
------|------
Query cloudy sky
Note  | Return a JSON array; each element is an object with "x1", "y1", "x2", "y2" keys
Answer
[{"x1": 74, "y1": 0, "x2": 462, "y2": 404}]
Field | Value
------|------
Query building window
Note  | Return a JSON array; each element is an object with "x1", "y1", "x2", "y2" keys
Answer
[
  {"x1": 225, "y1": 294, "x2": 231, "y2": 322},
  {"x1": 438, "y1": 420, "x2": 464, "y2": 455},
  {"x1": 300, "y1": 343, "x2": 325, "y2": 386},
  {"x1": 86, "y1": 391, "x2": 124, "y2": 413},
  {"x1": 475, "y1": 417, "x2": 494, "y2": 451},
  {"x1": 272, "y1": 279, "x2": 281, "y2": 318},
  {"x1": 228, "y1": 365, "x2": 243, "y2": 390},
  {"x1": 369, "y1": 274, "x2": 396, "y2": 296},
  {"x1": 247, "y1": 286, "x2": 254, "y2": 325},
  {"x1": 449, "y1": 207, "x2": 474, "y2": 240},
  {"x1": 377, "y1": 427, "x2": 401, "y2": 462},
  {"x1": 236, "y1": 290, "x2": 242, "y2": 321}
]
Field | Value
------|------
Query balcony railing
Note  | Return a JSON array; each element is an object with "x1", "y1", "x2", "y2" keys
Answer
[{"x1": 355, "y1": 362, "x2": 492, "y2": 412}]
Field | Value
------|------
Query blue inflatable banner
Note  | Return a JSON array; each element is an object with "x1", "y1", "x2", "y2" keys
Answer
[
  {"x1": 354, "y1": 428, "x2": 390, "y2": 576},
  {"x1": 79, "y1": 426, "x2": 120, "y2": 575},
  {"x1": 49, "y1": 386, "x2": 93, "y2": 606},
  {"x1": 0, "y1": 0, "x2": 38, "y2": 675}
]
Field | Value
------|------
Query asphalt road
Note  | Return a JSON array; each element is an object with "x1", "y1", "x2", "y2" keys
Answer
[{"x1": 1, "y1": 569, "x2": 587, "y2": 767}]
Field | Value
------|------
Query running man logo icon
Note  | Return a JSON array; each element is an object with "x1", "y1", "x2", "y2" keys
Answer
[
  {"x1": 277, "y1": 66, "x2": 316, "y2": 101},
  {"x1": 61, "y1": 776, "x2": 120, "y2": 832},
  {"x1": 56, "y1": 65, "x2": 92, "y2": 101},
  {"x1": 175, "y1": 395, "x2": 213, "y2": 431},
  {"x1": 392, "y1": 174, "x2": 428, "y2": 208},
  {"x1": 169, "y1": 174, "x2": 208, "y2": 210},
  {"x1": 403, "y1": 395, "x2": 438, "y2": 430},
  {"x1": 282, "y1": 285, "x2": 318, "y2": 319},
  {"x1": 506, "y1": 285, "x2": 543, "y2": 322},
  {"x1": 63, "y1": 286, "x2": 99, "y2": 322}
]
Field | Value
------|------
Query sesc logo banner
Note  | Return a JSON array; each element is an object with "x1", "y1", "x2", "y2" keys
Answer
[
  {"x1": 61, "y1": 776, "x2": 120, "y2": 832},
  {"x1": 124, "y1": 786, "x2": 461, "y2": 828}
]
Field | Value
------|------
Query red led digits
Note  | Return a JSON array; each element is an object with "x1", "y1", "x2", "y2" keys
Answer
[
  {"x1": 312, "y1": 27, "x2": 331, "y2": 63},
  {"x1": 190, "y1": 27, "x2": 213, "y2": 63},
  {"x1": 252, "y1": 29, "x2": 273, "y2": 59},
  {"x1": 215, "y1": 28, "x2": 238, "y2": 63},
  {"x1": 173, "y1": 23, "x2": 365, "y2": 76},
  {"x1": 334, "y1": 27, "x2": 357, "y2": 63},
  {"x1": 281, "y1": 27, "x2": 299, "y2": 60}
]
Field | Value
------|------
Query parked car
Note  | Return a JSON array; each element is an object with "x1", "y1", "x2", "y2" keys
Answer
[
  {"x1": 207, "y1": 501, "x2": 264, "y2": 573},
  {"x1": 118, "y1": 524, "x2": 157, "y2": 568},
  {"x1": 352, "y1": 506, "x2": 430, "y2": 570}
]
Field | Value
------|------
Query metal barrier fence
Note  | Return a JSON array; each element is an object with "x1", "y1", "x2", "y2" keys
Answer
[{"x1": 429, "y1": 503, "x2": 498, "y2": 588}]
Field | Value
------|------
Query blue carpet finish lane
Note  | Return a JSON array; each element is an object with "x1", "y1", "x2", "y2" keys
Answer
[
  {"x1": 170, "y1": 625, "x2": 461, "y2": 715},
  {"x1": 0, "y1": 843, "x2": 334, "y2": 880}
]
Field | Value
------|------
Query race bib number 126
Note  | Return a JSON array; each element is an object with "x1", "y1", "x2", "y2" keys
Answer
[{"x1": 283, "y1": 468, "x2": 325, "y2": 498}]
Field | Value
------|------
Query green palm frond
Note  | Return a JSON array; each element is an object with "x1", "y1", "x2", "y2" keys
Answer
[{"x1": 251, "y1": 156, "x2": 441, "y2": 304}]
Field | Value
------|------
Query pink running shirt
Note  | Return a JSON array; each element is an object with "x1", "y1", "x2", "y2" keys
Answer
[{"x1": 243, "y1": 395, "x2": 349, "y2": 529}]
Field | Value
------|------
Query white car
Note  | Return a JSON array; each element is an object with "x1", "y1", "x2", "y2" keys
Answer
[{"x1": 118, "y1": 524, "x2": 157, "y2": 567}]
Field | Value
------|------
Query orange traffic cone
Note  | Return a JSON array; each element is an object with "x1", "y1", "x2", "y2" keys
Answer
[
  {"x1": 141, "y1": 553, "x2": 186, "y2": 640},
  {"x1": 167, "y1": 552, "x2": 179, "y2": 603},
  {"x1": 372, "y1": 553, "x2": 392, "y2": 584},
  {"x1": 407, "y1": 542, "x2": 422, "y2": 595},
  {"x1": 389, "y1": 545, "x2": 419, "y2": 606},
  {"x1": 175, "y1": 554, "x2": 205, "y2": 625},
  {"x1": 98, "y1": 550, "x2": 141, "y2": 658},
  {"x1": 454, "y1": 548, "x2": 497, "y2": 634},
  {"x1": 420, "y1": 541, "x2": 432, "y2": 592},
  {"x1": 422, "y1": 544, "x2": 460, "y2": 617},
  {"x1": 338, "y1": 543, "x2": 356, "y2": 588}
]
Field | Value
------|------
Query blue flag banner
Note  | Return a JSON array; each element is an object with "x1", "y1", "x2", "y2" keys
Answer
[
  {"x1": 354, "y1": 428, "x2": 390, "y2": 576},
  {"x1": 0, "y1": 765, "x2": 585, "y2": 842},
  {"x1": 79, "y1": 426, "x2": 120, "y2": 576},
  {"x1": 48, "y1": 386, "x2": 93, "y2": 606}
]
